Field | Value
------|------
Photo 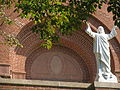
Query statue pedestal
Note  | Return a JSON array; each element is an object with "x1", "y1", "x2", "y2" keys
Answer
[
  {"x1": 95, "y1": 73, "x2": 118, "y2": 83},
  {"x1": 92, "y1": 81, "x2": 120, "y2": 90}
]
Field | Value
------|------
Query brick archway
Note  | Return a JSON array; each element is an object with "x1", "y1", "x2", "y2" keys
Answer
[{"x1": 15, "y1": 27, "x2": 96, "y2": 82}]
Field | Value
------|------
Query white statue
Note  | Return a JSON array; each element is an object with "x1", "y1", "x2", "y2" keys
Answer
[{"x1": 85, "y1": 22, "x2": 118, "y2": 83}]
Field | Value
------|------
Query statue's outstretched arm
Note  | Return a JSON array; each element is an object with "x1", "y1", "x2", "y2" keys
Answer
[
  {"x1": 85, "y1": 22, "x2": 96, "y2": 38},
  {"x1": 107, "y1": 26, "x2": 117, "y2": 40}
]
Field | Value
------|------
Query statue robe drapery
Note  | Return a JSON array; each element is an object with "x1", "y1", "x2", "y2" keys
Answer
[{"x1": 85, "y1": 25, "x2": 117, "y2": 82}]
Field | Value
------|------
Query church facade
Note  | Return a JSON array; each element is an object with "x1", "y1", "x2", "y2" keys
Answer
[{"x1": 0, "y1": 4, "x2": 120, "y2": 90}]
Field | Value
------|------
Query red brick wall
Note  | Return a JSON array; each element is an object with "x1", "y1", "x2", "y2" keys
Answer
[{"x1": 0, "y1": 4, "x2": 120, "y2": 83}]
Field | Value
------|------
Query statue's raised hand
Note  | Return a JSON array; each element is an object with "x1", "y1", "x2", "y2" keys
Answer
[
  {"x1": 86, "y1": 22, "x2": 90, "y2": 27},
  {"x1": 113, "y1": 26, "x2": 119, "y2": 30}
]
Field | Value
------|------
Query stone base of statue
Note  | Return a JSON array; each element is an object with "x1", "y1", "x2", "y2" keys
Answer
[{"x1": 95, "y1": 72, "x2": 118, "y2": 83}]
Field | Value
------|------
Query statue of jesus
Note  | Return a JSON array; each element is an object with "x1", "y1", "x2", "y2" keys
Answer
[{"x1": 85, "y1": 22, "x2": 118, "y2": 83}]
